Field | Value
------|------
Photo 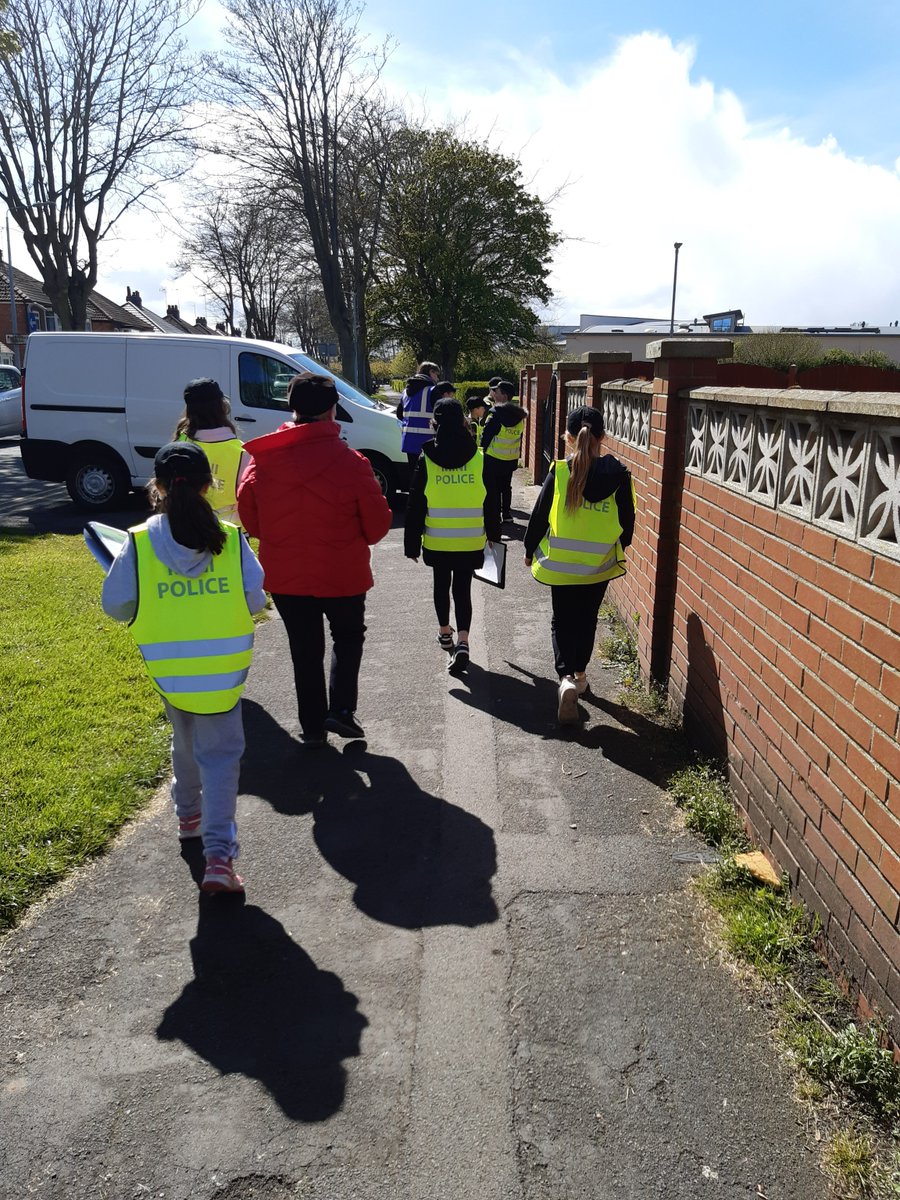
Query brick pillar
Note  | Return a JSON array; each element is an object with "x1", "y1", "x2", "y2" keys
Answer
[
  {"x1": 582, "y1": 352, "x2": 634, "y2": 407},
  {"x1": 642, "y1": 338, "x2": 732, "y2": 682},
  {"x1": 522, "y1": 363, "x2": 553, "y2": 484},
  {"x1": 553, "y1": 361, "x2": 590, "y2": 458}
]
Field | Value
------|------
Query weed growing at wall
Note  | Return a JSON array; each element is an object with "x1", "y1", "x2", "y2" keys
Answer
[
  {"x1": 597, "y1": 604, "x2": 677, "y2": 725},
  {"x1": 669, "y1": 762, "x2": 748, "y2": 849}
]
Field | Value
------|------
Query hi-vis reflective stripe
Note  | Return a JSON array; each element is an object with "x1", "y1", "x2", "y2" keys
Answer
[
  {"x1": 154, "y1": 669, "x2": 250, "y2": 693},
  {"x1": 548, "y1": 536, "x2": 615, "y2": 554},
  {"x1": 427, "y1": 507, "x2": 484, "y2": 518},
  {"x1": 138, "y1": 633, "x2": 255, "y2": 661},
  {"x1": 424, "y1": 524, "x2": 486, "y2": 538},
  {"x1": 534, "y1": 547, "x2": 619, "y2": 575},
  {"x1": 493, "y1": 433, "x2": 519, "y2": 446}
]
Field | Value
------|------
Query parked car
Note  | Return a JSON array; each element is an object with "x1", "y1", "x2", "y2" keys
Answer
[
  {"x1": 0, "y1": 363, "x2": 21, "y2": 392},
  {"x1": 0, "y1": 386, "x2": 22, "y2": 438},
  {"x1": 20, "y1": 333, "x2": 407, "y2": 509}
]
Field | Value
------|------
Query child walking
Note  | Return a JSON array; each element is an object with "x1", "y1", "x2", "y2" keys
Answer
[
  {"x1": 174, "y1": 378, "x2": 249, "y2": 525},
  {"x1": 524, "y1": 406, "x2": 636, "y2": 725},
  {"x1": 102, "y1": 441, "x2": 266, "y2": 893},
  {"x1": 404, "y1": 397, "x2": 502, "y2": 676}
]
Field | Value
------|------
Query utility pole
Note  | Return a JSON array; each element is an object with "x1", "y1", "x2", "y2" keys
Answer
[
  {"x1": 5, "y1": 214, "x2": 21, "y2": 369},
  {"x1": 669, "y1": 242, "x2": 683, "y2": 336}
]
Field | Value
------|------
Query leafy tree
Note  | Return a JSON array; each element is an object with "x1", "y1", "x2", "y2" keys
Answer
[
  {"x1": 371, "y1": 128, "x2": 560, "y2": 379},
  {"x1": 213, "y1": 0, "x2": 398, "y2": 385},
  {"x1": 0, "y1": 0, "x2": 197, "y2": 329},
  {"x1": 0, "y1": 0, "x2": 19, "y2": 57}
]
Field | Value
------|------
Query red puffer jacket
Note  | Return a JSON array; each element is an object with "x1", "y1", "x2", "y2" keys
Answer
[{"x1": 237, "y1": 420, "x2": 393, "y2": 597}]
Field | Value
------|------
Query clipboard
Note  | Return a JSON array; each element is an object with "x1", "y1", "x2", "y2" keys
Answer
[
  {"x1": 84, "y1": 521, "x2": 128, "y2": 572},
  {"x1": 475, "y1": 541, "x2": 507, "y2": 589}
]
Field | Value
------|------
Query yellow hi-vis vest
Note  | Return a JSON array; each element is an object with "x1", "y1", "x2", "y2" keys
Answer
[
  {"x1": 486, "y1": 417, "x2": 524, "y2": 461},
  {"x1": 531, "y1": 460, "x2": 627, "y2": 587},
  {"x1": 423, "y1": 452, "x2": 487, "y2": 553},
  {"x1": 182, "y1": 435, "x2": 245, "y2": 524},
  {"x1": 129, "y1": 522, "x2": 254, "y2": 713}
]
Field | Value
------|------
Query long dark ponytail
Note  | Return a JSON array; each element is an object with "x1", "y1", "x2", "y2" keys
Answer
[
  {"x1": 564, "y1": 405, "x2": 605, "y2": 513},
  {"x1": 150, "y1": 442, "x2": 227, "y2": 555}
]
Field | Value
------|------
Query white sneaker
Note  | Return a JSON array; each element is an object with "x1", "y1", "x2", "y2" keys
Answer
[
  {"x1": 557, "y1": 676, "x2": 580, "y2": 724},
  {"x1": 574, "y1": 675, "x2": 589, "y2": 696}
]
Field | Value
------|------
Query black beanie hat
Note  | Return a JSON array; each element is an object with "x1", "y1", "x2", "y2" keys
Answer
[
  {"x1": 154, "y1": 440, "x2": 212, "y2": 483},
  {"x1": 566, "y1": 405, "x2": 605, "y2": 439}
]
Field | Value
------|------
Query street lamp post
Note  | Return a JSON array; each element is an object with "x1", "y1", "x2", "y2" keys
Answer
[
  {"x1": 669, "y1": 241, "x2": 683, "y2": 336},
  {"x1": 5, "y1": 213, "x2": 20, "y2": 369}
]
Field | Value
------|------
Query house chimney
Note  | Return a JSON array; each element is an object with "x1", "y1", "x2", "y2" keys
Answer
[
  {"x1": 132, "y1": 289, "x2": 142, "y2": 307},
  {"x1": 166, "y1": 304, "x2": 179, "y2": 320},
  {"x1": 196, "y1": 315, "x2": 207, "y2": 328}
]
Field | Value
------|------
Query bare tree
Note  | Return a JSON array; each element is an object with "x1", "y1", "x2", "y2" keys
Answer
[
  {"x1": 0, "y1": 0, "x2": 198, "y2": 329},
  {"x1": 213, "y1": 0, "x2": 400, "y2": 384},
  {"x1": 177, "y1": 187, "x2": 304, "y2": 340},
  {"x1": 286, "y1": 272, "x2": 336, "y2": 356}
]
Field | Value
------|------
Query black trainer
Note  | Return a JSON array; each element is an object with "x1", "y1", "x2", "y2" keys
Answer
[
  {"x1": 447, "y1": 642, "x2": 470, "y2": 676},
  {"x1": 324, "y1": 710, "x2": 366, "y2": 739}
]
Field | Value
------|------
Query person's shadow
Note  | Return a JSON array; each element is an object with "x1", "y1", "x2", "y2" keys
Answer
[
  {"x1": 448, "y1": 660, "x2": 561, "y2": 739},
  {"x1": 157, "y1": 901, "x2": 367, "y2": 1122},
  {"x1": 240, "y1": 700, "x2": 499, "y2": 929}
]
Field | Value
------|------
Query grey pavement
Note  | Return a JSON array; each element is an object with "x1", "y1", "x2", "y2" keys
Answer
[{"x1": 0, "y1": 453, "x2": 824, "y2": 1199}]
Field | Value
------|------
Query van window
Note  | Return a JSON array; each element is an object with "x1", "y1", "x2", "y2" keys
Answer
[
  {"x1": 239, "y1": 352, "x2": 292, "y2": 410},
  {"x1": 288, "y1": 351, "x2": 389, "y2": 411}
]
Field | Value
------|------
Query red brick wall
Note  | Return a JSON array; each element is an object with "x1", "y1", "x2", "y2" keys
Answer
[{"x1": 600, "y1": 343, "x2": 900, "y2": 1029}]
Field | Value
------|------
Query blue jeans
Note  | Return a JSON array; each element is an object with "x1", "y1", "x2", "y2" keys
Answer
[{"x1": 164, "y1": 699, "x2": 245, "y2": 860}]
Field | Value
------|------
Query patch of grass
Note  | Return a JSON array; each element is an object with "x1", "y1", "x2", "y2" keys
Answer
[
  {"x1": 823, "y1": 1128, "x2": 900, "y2": 1199},
  {"x1": 669, "y1": 761, "x2": 748, "y2": 848},
  {"x1": 700, "y1": 867, "x2": 817, "y2": 978},
  {"x1": 0, "y1": 532, "x2": 170, "y2": 930}
]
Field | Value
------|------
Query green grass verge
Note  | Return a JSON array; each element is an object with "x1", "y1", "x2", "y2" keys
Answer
[{"x1": 0, "y1": 532, "x2": 170, "y2": 930}]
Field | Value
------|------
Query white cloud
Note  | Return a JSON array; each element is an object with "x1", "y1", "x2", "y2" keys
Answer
[{"x1": 397, "y1": 32, "x2": 900, "y2": 325}]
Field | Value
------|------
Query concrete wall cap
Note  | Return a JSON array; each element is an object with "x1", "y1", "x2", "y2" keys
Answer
[
  {"x1": 601, "y1": 378, "x2": 654, "y2": 393},
  {"x1": 687, "y1": 385, "x2": 900, "y2": 418},
  {"x1": 646, "y1": 338, "x2": 734, "y2": 360},
  {"x1": 581, "y1": 351, "x2": 633, "y2": 363}
]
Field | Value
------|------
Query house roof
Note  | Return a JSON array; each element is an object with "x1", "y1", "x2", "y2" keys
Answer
[{"x1": 0, "y1": 259, "x2": 148, "y2": 330}]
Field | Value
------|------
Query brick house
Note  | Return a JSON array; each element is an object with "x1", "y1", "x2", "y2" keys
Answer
[{"x1": 0, "y1": 253, "x2": 147, "y2": 365}]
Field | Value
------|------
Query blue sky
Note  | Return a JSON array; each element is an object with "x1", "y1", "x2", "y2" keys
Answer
[
  {"x1": 365, "y1": 0, "x2": 900, "y2": 163},
  {"x1": 15, "y1": 0, "x2": 898, "y2": 330}
]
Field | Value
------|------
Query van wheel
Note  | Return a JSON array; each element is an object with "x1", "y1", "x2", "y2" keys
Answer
[
  {"x1": 363, "y1": 453, "x2": 396, "y2": 503},
  {"x1": 65, "y1": 451, "x2": 129, "y2": 510}
]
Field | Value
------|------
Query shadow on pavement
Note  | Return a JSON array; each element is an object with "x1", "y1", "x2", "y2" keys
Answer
[
  {"x1": 157, "y1": 901, "x2": 367, "y2": 1122},
  {"x1": 240, "y1": 700, "x2": 499, "y2": 929},
  {"x1": 579, "y1": 694, "x2": 688, "y2": 785},
  {"x1": 448, "y1": 659, "x2": 560, "y2": 739}
]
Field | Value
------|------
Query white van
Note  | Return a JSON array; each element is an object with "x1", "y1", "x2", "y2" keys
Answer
[{"x1": 20, "y1": 332, "x2": 407, "y2": 509}]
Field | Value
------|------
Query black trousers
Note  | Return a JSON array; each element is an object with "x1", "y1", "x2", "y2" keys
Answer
[
  {"x1": 432, "y1": 561, "x2": 475, "y2": 631},
  {"x1": 550, "y1": 581, "x2": 609, "y2": 677},
  {"x1": 271, "y1": 593, "x2": 367, "y2": 736},
  {"x1": 483, "y1": 456, "x2": 516, "y2": 522}
]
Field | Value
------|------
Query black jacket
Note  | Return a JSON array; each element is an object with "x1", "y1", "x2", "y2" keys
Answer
[
  {"x1": 524, "y1": 455, "x2": 635, "y2": 558},
  {"x1": 404, "y1": 436, "x2": 503, "y2": 563},
  {"x1": 480, "y1": 402, "x2": 529, "y2": 455}
]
